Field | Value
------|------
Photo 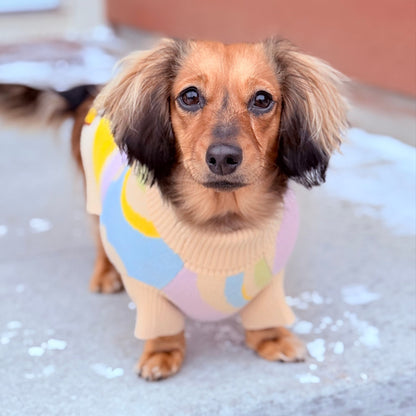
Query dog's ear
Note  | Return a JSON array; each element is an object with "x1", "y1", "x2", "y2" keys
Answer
[
  {"x1": 264, "y1": 39, "x2": 348, "y2": 188},
  {"x1": 95, "y1": 39, "x2": 189, "y2": 184}
]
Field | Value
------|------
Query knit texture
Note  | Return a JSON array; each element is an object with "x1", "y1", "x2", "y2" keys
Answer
[{"x1": 81, "y1": 109, "x2": 297, "y2": 339}]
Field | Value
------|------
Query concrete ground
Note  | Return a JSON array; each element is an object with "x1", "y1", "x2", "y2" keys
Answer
[
  {"x1": 1, "y1": 3, "x2": 416, "y2": 416},
  {"x1": 1, "y1": 111, "x2": 415, "y2": 416}
]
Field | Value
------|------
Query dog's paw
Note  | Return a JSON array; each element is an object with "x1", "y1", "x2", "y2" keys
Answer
[
  {"x1": 89, "y1": 268, "x2": 123, "y2": 294},
  {"x1": 135, "y1": 332, "x2": 186, "y2": 381},
  {"x1": 245, "y1": 327, "x2": 307, "y2": 362},
  {"x1": 136, "y1": 350, "x2": 184, "y2": 381}
]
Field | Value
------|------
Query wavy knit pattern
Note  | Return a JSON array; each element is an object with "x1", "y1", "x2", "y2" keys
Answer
[{"x1": 81, "y1": 111, "x2": 298, "y2": 338}]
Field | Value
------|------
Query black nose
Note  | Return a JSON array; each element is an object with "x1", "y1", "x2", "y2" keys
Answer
[{"x1": 206, "y1": 144, "x2": 243, "y2": 175}]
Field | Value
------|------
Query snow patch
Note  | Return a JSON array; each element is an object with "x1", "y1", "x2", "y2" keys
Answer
[
  {"x1": 42, "y1": 365, "x2": 56, "y2": 377},
  {"x1": 293, "y1": 320, "x2": 314, "y2": 335},
  {"x1": 307, "y1": 338, "x2": 326, "y2": 362},
  {"x1": 0, "y1": 225, "x2": 8, "y2": 237},
  {"x1": 296, "y1": 373, "x2": 321, "y2": 384},
  {"x1": 90, "y1": 363, "x2": 124, "y2": 379},
  {"x1": 29, "y1": 218, "x2": 52, "y2": 233},
  {"x1": 333, "y1": 341, "x2": 345, "y2": 355},
  {"x1": 1, "y1": 336, "x2": 10, "y2": 345},
  {"x1": 286, "y1": 291, "x2": 331, "y2": 310},
  {"x1": 344, "y1": 311, "x2": 381, "y2": 348},
  {"x1": 326, "y1": 128, "x2": 416, "y2": 236},
  {"x1": 7, "y1": 321, "x2": 22, "y2": 330},
  {"x1": 28, "y1": 346, "x2": 45, "y2": 357},
  {"x1": 342, "y1": 285, "x2": 381, "y2": 305},
  {"x1": 45, "y1": 339, "x2": 67, "y2": 350}
]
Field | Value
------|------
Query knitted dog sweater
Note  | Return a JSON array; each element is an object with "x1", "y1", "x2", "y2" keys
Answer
[{"x1": 81, "y1": 109, "x2": 298, "y2": 339}]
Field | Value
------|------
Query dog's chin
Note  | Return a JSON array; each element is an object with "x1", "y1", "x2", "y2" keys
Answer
[{"x1": 202, "y1": 181, "x2": 247, "y2": 192}]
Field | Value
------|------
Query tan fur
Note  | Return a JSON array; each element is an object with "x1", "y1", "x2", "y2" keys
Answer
[
  {"x1": 94, "y1": 40, "x2": 189, "y2": 139},
  {"x1": 95, "y1": 39, "x2": 347, "y2": 231},
  {"x1": 136, "y1": 331, "x2": 186, "y2": 381},
  {"x1": 264, "y1": 38, "x2": 348, "y2": 155},
  {"x1": 169, "y1": 42, "x2": 286, "y2": 230},
  {"x1": 245, "y1": 327, "x2": 307, "y2": 362},
  {"x1": 75, "y1": 38, "x2": 347, "y2": 380}
]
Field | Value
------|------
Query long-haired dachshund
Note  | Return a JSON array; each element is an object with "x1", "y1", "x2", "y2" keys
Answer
[{"x1": 1, "y1": 38, "x2": 348, "y2": 381}]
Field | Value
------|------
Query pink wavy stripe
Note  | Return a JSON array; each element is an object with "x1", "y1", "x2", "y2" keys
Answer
[
  {"x1": 100, "y1": 151, "x2": 127, "y2": 203},
  {"x1": 273, "y1": 189, "x2": 300, "y2": 274},
  {"x1": 162, "y1": 268, "x2": 229, "y2": 322}
]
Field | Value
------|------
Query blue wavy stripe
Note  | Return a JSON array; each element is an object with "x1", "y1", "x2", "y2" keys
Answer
[
  {"x1": 224, "y1": 272, "x2": 247, "y2": 308},
  {"x1": 100, "y1": 167, "x2": 183, "y2": 289}
]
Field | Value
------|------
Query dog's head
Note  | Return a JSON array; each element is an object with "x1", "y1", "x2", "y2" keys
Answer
[{"x1": 96, "y1": 39, "x2": 347, "y2": 229}]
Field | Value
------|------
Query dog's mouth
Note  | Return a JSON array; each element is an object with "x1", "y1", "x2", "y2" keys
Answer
[{"x1": 203, "y1": 181, "x2": 246, "y2": 191}]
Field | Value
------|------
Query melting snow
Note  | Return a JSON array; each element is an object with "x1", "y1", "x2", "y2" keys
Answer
[
  {"x1": 333, "y1": 341, "x2": 345, "y2": 355},
  {"x1": 42, "y1": 365, "x2": 56, "y2": 377},
  {"x1": 307, "y1": 338, "x2": 326, "y2": 362},
  {"x1": 7, "y1": 321, "x2": 22, "y2": 330},
  {"x1": 27, "y1": 338, "x2": 67, "y2": 356},
  {"x1": 28, "y1": 346, "x2": 45, "y2": 357},
  {"x1": 45, "y1": 339, "x2": 67, "y2": 350},
  {"x1": 344, "y1": 311, "x2": 381, "y2": 348},
  {"x1": 29, "y1": 218, "x2": 52, "y2": 233},
  {"x1": 293, "y1": 320, "x2": 314, "y2": 335},
  {"x1": 90, "y1": 363, "x2": 124, "y2": 379},
  {"x1": 326, "y1": 128, "x2": 416, "y2": 236},
  {"x1": 286, "y1": 291, "x2": 332, "y2": 310},
  {"x1": 1, "y1": 336, "x2": 10, "y2": 345},
  {"x1": 0, "y1": 225, "x2": 7, "y2": 237},
  {"x1": 0, "y1": 46, "x2": 116, "y2": 91},
  {"x1": 296, "y1": 373, "x2": 321, "y2": 384},
  {"x1": 342, "y1": 285, "x2": 381, "y2": 305}
]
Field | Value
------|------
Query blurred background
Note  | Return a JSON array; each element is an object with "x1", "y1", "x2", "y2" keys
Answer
[
  {"x1": 0, "y1": 2, "x2": 415, "y2": 416},
  {"x1": 0, "y1": 0, "x2": 415, "y2": 142}
]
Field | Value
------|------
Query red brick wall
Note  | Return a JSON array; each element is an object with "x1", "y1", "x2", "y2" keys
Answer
[{"x1": 106, "y1": 0, "x2": 416, "y2": 97}]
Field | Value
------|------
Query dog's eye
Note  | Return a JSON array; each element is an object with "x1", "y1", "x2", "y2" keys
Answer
[
  {"x1": 178, "y1": 87, "x2": 203, "y2": 111},
  {"x1": 249, "y1": 91, "x2": 274, "y2": 114}
]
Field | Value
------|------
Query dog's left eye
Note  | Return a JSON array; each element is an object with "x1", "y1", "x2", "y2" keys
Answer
[
  {"x1": 178, "y1": 87, "x2": 203, "y2": 111},
  {"x1": 249, "y1": 91, "x2": 274, "y2": 114}
]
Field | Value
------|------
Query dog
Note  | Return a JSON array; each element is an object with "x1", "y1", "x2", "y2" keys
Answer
[{"x1": 0, "y1": 38, "x2": 348, "y2": 381}]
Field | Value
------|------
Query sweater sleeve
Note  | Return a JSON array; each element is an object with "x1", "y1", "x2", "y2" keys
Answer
[{"x1": 239, "y1": 270, "x2": 296, "y2": 330}]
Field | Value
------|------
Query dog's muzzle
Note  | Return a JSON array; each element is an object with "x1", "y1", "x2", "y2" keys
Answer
[{"x1": 205, "y1": 143, "x2": 242, "y2": 176}]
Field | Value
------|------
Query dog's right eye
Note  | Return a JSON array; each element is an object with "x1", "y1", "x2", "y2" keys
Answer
[{"x1": 177, "y1": 87, "x2": 203, "y2": 111}]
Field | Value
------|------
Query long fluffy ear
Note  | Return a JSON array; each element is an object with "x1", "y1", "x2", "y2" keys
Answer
[
  {"x1": 263, "y1": 39, "x2": 348, "y2": 188},
  {"x1": 94, "y1": 39, "x2": 190, "y2": 184}
]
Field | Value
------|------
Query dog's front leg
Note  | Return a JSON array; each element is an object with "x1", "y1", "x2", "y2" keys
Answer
[
  {"x1": 123, "y1": 278, "x2": 186, "y2": 381},
  {"x1": 240, "y1": 270, "x2": 306, "y2": 362},
  {"x1": 136, "y1": 331, "x2": 186, "y2": 381}
]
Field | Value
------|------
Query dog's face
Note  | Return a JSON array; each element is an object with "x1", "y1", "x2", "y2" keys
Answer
[
  {"x1": 170, "y1": 42, "x2": 282, "y2": 192},
  {"x1": 95, "y1": 39, "x2": 347, "y2": 230}
]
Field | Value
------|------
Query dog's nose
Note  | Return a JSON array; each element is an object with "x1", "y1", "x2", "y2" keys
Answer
[{"x1": 206, "y1": 144, "x2": 243, "y2": 175}]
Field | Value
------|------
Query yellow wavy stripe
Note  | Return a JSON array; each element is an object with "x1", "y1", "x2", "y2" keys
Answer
[
  {"x1": 93, "y1": 118, "x2": 117, "y2": 183},
  {"x1": 121, "y1": 170, "x2": 160, "y2": 238},
  {"x1": 84, "y1": 108, "x2": 97, "y2": 125},
  {"x1": 241, "y1": 284, "x2": 252, "y2": 301}
]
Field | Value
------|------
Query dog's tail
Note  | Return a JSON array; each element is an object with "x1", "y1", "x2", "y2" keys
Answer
[
  {"x1": 0, "y1": 83, "x2": 99, "y2": 168},
  {"x1": 0, "y1": 83, "x2": 99, "y2": 123}
]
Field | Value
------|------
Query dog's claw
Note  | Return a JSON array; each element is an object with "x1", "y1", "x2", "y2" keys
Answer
[
  {"x1": 245, "y1": 326, "x2": 307, "y2": 362},
  {"x1": 136, "y1": 351, "x2": 183, "y2": 381}
]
